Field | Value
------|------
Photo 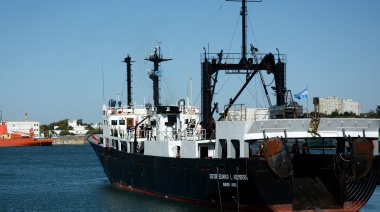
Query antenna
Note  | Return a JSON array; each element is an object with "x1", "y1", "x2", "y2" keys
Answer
[
  {"x1": 227, "y1": 0, "x2": 262, "y2": 63},
  {"x1": 145, "y1": 42, "x2": 172, "y2": 107},
  {"x1": 116, "y1": 92, "x2": 122, "y2": 108},
  {"x1": 186, "y1": 76, "x2": 193, "y2": 106}
]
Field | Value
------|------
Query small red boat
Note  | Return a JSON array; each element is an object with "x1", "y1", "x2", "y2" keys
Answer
[{"x1": 0, "y1": 122, "x2": 52, "y2": 147}]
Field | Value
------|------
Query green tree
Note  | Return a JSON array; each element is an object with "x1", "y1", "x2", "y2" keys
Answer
[
  {"x1": 86, "y1": 128, "x2": 102, "y2": 135},
  {"x1": 330, "y1": 111, "x2": 339, "y2": 118},
  {"x1": 85, "y1": 124, "x2": 102, "y2": 135},
  {"x1": 59, "y1": 130, "x2": 70, "y2": 136},
  {"x1": 52, "y1": 119, "x2": 69, "y2": 130},
  {"x1": 40, "y1": 124, "x2": 50, "y2": 137},
  {"x1": 363, "y1": 106, "x2": 380, "y2": 118}
]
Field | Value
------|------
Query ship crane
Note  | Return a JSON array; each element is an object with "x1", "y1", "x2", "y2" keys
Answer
[
  {"x1": 250, "y1": 44, "x2": 272, "y2": 107},
  {"x1": 201, "y1": 0, "x2": 287, "y2": 138}
]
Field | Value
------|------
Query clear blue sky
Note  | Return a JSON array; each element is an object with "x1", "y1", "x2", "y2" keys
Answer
[{"x1": 1, "y1": 0, "x2": 379, "y2": 124}]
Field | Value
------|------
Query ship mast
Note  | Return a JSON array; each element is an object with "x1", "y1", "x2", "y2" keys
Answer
[
  {"x1": 201, "y1": 0, "x2": 286, "y2": 139},
  {"x1": 145, "y1": 43, "x2": 172, "y2": 108},
  {"x1": 123, "y1": 55, "x2": 135, "y2": 107},
  {"x1": 233, "y1": 0, "x2": 262, "y2": 64}
]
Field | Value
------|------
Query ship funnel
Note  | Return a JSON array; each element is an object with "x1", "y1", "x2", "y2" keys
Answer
[{"x1": 0, "y1": 124, "x2": 8, "y2": 135}]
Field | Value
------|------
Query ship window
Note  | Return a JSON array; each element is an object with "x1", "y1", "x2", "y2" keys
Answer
[
  {"x1": 219, "y1": 139, "x2": 227, "y2": 159},
  {"x1": 246, "y1": 140, "x2": 259, "y2": 157},
  {"x1": 119, "y1": 119, "x2": 125, "y2": 125},
  {"x1": 165, "y1": 122, "x2": 174, "y2": 126},
  {"x1": 200, "y1": 146, "x2": 208, "y2": 158},
  {"x1": 231, "y1": 140, "x2": 240, "y2": 158},
  {"x1": 185, "y1": 119, "x2": 196, "y2": 124},
  {"x1": 111, "y1": 120, "x2": 117, "y2": 125},
  {"x1": 186, "y1": 119, "x2": 195, "y2": 128},
  {"x1": 175, "y1": 146, "x2": 181, "y2": 158},
  {"x1": 168, "y1": 115, "x2": 177, "y2": 123}
]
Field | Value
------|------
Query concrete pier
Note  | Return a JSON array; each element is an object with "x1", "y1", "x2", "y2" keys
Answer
[{"x1": 52, "y1": 136, "x2": 87, "y2": 145}]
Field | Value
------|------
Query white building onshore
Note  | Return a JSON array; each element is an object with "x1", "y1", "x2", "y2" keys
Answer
[
  {"x1": 52, "y1": 119, "x2": 88, "y2": 136},
  {"x1": 319, "y1": 96, "x2": 361, "y2": 115}
]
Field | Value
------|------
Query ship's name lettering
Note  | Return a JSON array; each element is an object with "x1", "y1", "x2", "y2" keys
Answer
[
  {"x1": 209, "y1": 174, "x2": 248, "y2": 180},
  {"x1": 222, "y1": 182, "x2": 237, "y2": 187}
]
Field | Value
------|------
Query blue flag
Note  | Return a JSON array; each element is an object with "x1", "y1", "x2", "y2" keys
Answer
[{"x1": 294, "y1": 88, "x2": 308, "y2": 100}]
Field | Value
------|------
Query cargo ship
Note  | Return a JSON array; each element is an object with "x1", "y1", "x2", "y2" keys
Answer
[
  {"x1": 0, "y1": 121, "x2": 52, "y2": 147},
  {"x1": 88, "y1": 0, "x2": 380, "y2": 211}
]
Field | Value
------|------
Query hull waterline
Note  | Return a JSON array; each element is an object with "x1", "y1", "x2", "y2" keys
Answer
[
  {"x1": 0, "y1": 138, "x2": 53, "y2": 147},
  {"x1": 89, "y1": 139, "x2": 380, "y2": 211}
]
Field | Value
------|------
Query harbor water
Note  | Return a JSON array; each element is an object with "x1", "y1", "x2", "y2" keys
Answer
[{"x1": 0, "y1": 145, "x2": 379, "y2": 211}]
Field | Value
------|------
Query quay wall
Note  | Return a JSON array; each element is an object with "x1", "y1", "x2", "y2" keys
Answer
[{"x1": 52, "y1": 136, "x2": 87, "y2": 145}]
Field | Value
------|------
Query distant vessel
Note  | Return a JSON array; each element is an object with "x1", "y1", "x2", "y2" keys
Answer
[
  {"x1": 88, "y1": 0, "x2": 380, "y2": 211},
  {"x1": 0, "y1": 122, "x2": 52, "y2": 147}
]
